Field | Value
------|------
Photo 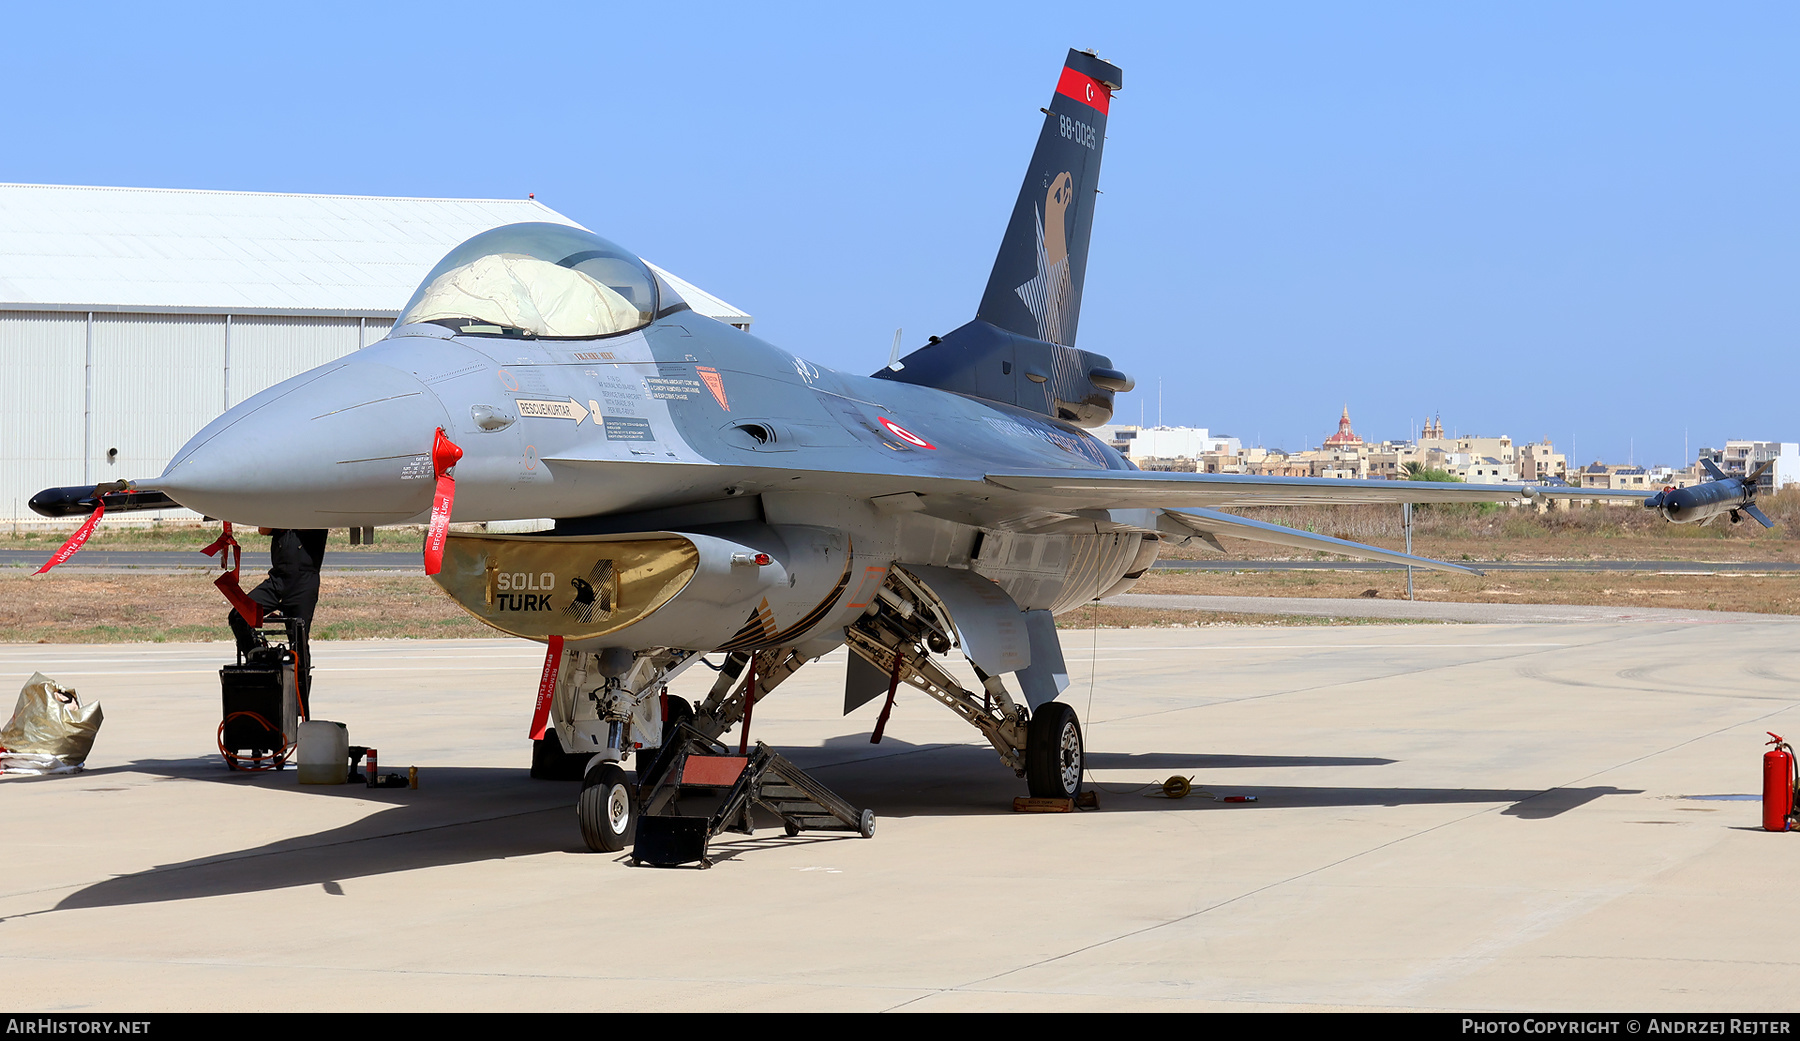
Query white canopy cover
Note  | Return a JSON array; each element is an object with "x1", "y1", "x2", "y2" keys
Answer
[{"x1": 404, "y1": 253, "x2": 640, "y2": 338}]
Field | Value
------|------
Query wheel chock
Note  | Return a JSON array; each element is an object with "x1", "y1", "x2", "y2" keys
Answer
[{"x1": 1012, "y1": 791, "x2": 1099, "y2": 813}]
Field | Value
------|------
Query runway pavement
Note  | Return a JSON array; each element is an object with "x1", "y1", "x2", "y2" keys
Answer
[{"x1": 5, "y1": 616, "x2": 1800, "y2": 1012}]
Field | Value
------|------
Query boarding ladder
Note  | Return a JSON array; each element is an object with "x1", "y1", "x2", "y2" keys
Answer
[{"x1": 632, "y1": 723, "x2": 875, "y2": 868}]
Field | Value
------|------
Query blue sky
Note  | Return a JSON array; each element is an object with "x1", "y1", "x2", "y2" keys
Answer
[{"x1": 8, "y1": 3, "x2": 1796, "y2": 467}]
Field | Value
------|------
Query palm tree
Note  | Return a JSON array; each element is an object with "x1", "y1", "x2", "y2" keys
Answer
[{"x1": 1403, "y1": 461, "x2": 1462, "y2": 483}]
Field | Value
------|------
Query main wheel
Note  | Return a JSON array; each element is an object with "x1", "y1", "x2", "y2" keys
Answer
[
  {"x1": 578, "y1": 762, "x2": 638, "y2": 852},
  {"x1": 636, "y1": 695, "x2": 698, "y2": 787},
  {"x1": 666, "y1": 694, "x2": 696, "y2": 732},
  {"x1": 1025, "y1": 702, "x2": 1084, "y2": 799}
]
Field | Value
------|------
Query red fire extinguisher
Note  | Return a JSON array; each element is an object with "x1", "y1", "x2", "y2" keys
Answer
[{"x1": 1763, "y1": 732, "x2": 1795, "y2": 832}]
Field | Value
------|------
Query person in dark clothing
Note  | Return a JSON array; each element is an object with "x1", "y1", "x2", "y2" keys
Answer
[{"x1": 228, "y1": 528, "x2": 328, "y2": 655}]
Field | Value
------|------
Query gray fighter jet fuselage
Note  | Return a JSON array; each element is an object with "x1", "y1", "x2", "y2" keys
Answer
[
  {"x1": 159, "y1": 266, "x2": 1161, "y2": 642},
  {"x1": 43, "y1": 49, "x2": 1726, "y2": 851}
]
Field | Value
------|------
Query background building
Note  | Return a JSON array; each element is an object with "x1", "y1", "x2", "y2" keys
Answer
[
  {"x1": 1091, "y1": 425, "x2": 1243, "y2": 470},
  {"x1": 1700, "y1": 441, "x2": 1799, "y2": 492},
  {"x1": 0, "y1": 183, "x2": 750, "y2": 522},
  {"x1": 1517, "y1": 440, "x2": 1567, "y2": 482}
]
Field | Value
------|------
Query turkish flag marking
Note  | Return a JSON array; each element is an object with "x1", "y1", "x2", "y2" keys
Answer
[
  {"x1": 878, "y1": 416, "x2": 935, "y2": 450},
  {"x1": 423, "y1": 427, "x2": 463, "y2": 576},
  {"x1": 35, "y1": 504, "x2": 104, "y2": 574},
  {"x1": 1056, "y1": 66, "x2": 1111, "y2": 115},
  {"x1": 530, "y1": 634, "x2": 564, "y2": 740}
]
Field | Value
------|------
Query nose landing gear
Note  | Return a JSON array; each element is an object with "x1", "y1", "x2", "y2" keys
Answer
[{"x1": 579, "y1": 762, "x2": 638, "y2": 852}]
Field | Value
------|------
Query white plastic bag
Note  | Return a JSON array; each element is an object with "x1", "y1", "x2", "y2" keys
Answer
[{"x1": 0, "y1": 751, "x2": 80, "y2": 776}]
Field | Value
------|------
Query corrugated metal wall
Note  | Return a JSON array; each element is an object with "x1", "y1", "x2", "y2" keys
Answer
[
  {"x1": 1, "y1": 311, "x2": 394, "y2": 524},
  {"x1": 90, "y1": 313, "x2": 226, "y2": 488},
  {"x1": 0, "y1": 313, "x2": 84, "y2": 524},
  {"x1": 230, "y1": 315, "x2": 359, "y2": 406},
  {"x1": 362, "y1": 318, "x2": 393, "y2": 347}
]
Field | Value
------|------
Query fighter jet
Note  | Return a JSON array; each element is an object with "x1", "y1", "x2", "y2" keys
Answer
[{"x1": 34, "y1": 49, "x2": 1732, "y2": 850}]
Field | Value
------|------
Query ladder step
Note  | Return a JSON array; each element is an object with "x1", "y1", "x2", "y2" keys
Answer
[
  {"x1": 632, "y1": 728, "x2": 873, "y2": 866},
  {"x1": 763, "y1": 798, "x2": 828, "y2": 811},
  {"x1": 788, "y1": 816, "x2": 857, "y2": 830}
]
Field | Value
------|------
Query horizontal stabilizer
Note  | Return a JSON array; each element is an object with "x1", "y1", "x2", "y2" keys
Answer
[
  {"x1": 1744, "y1": 503, "x2": 1774, "y2": 529},
  {"x1": 1161, "y1": 507, "x2": 1484, "y2": 576}
]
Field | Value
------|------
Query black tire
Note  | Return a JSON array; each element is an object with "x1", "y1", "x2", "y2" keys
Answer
[
  {"x1": 1025, "y1": 702, "x2": 1084, "y2": 799},
  {"x1": 531, "y1": 732, "x2": 588, "y2": 781},
  {"x1": 666, "y1": 694, "x2": 696, "y2": 733},
  {"x1": 637, "y1": 695, "x2": 698, "y2": 786},
  {"x1": 578, "y1": 763, "x2": 638, "y2": 852}
]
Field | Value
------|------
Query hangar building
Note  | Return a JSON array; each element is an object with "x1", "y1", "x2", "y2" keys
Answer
[{"x1": 0, "y1": 183, "x2": 751, "y2": 522}]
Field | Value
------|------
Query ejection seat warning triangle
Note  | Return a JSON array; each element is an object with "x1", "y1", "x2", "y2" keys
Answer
[{"x1": 696, "y1": 366, "x2": 730, "y2": 411}]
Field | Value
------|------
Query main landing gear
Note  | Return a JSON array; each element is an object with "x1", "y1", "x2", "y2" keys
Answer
[
  {"x1": 1025, "y1": 701, "x2": 1084, "y2": 800},
  {"x1": 845, "y1": 570, "x2": 1086, "y2": 802}
]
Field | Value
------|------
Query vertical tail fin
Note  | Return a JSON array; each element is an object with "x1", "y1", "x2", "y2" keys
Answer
[
  {"x1": 977, "y1": 49, "x2": 1121, "y2": 348},
  {"x1": 875, "y1": 50, "x2": 1132, "y2": 429}
]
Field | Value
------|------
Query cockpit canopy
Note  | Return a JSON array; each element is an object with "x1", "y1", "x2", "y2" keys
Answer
[{"x1": 398, "y1": 223, "x2": 659, "y2": 339}]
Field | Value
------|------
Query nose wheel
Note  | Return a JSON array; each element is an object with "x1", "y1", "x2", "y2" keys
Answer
[
  {"x1": 579, "y1": 762, "x2": 638, "y2": 852},
  {"x1": 1025, "y1": 702, "x2": 1084, "y2": 799}
]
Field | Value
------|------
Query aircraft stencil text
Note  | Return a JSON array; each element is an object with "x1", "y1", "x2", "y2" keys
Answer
[{"x1": 1059, "y1": 114, "x2": 1097, "y2": 149}]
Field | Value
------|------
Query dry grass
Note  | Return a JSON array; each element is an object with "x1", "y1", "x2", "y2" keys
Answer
[
  {"x1": 6, "y1": 564, "x2": 1795, "y2": 644},
  {"x1": 1052, "y1": 602, "x2": 1440, "y2": 630},
  {"x1": 1129, "y1": 567, "x2": 1800, "y2": 617},
  {"x1": 0, "y1": 521, "x2": 413, "y2": 553},
  {"x1": 0, "y1": 572, "x2": 488, "y2": 644}
]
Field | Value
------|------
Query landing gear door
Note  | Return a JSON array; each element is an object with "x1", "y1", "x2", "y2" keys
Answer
[
  {"x1": 901, "y1": 565, "x2": 1031, "y2": 677},
  {"x1": 1014, "y1": 609, "x2": 1068, "y2": 710},
  {"x1": 844, "y1": 652, "x2": 892, "y2": 715}
]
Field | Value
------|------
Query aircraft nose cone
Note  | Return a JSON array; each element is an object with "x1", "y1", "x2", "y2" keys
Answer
[{"x1": 156, "y1": 359, "x2": 452, "y2": 528}]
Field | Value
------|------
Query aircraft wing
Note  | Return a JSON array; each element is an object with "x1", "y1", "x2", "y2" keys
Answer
[
  {"x1": 1158, "y1": 507, "x2": 1482, "y2": 576},
  {"x1": 984, "y1": 471, "x2": 1645, "y2": 509},
  {"x1": 982, "y1": 469, "x2": 1657, "y2": 575}
]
